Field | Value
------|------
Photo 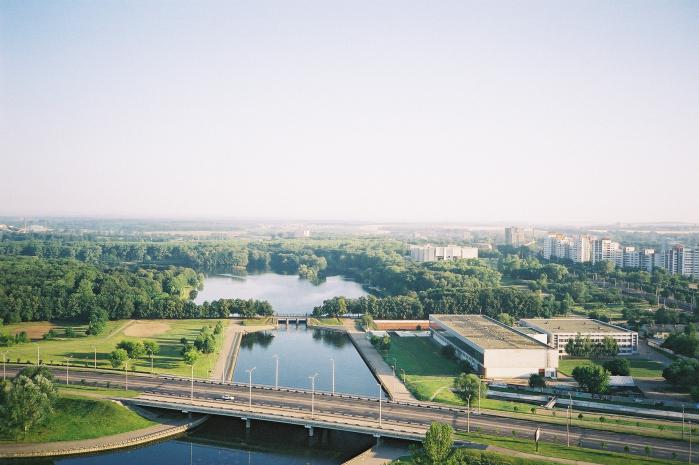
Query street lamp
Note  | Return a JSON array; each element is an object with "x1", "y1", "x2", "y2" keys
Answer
[
  {"x1": 330, "y1": 358, "x2": 335, "y2": 395},
  {"x1": 124, "y1": 360, "x2": 129, "y2": 390},
  {"x1": 689, "y1": 420, "x2": 693, "y2": 464},
  {"x1": 245, "y1": 367, "x2": 256, "y2": 407},
  {"x1": 378, "y1": 383, "x2": 383, "y2": 428},
  {"x1": 190, "y1": 363, "x2": 194, "y2": 399},
  {"x1": 92, "y1": 346, "x2": 97, "y2": 371},
  {"x1": 1, "y1": 351, "x2": 7, "y2": 381},
  {"x1": 273, "y1": 355, "x2": 279, "y2": 389},
  {"x1": 478, "y1": 380, "x2": 481, "y2": 414},
  {"x1": 309, "y1": 373, "x2": 319, "y2": 419},
  {"x1": 65, "y1": 355, "x2": 72, "y2": 385},
  {"x1": 32, "y1": 343, "x2": 40, "y2": 366},
  {"x1": 150, "y1": 353, "x2": 154, "y2": 375},
  {"x1": 567, "y1": 393, "x2": 572, "y2": 447},
  {"x1": 467, "y1": 395, "x2": 471, "y2": 433},
  {"x1": 400, "y1": 368, "x2": 406, "y2": 384},
  {"x1": 683, "y1": 404, "x2": 686, "y2": 440}
]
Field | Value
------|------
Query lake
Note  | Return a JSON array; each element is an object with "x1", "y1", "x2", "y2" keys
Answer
[
  {"x1": 194, "y1": 273, "x2": 368, "y2": 315},
  {"x1": 233, "y1": 325, "x2": 381, "y2": 398}
]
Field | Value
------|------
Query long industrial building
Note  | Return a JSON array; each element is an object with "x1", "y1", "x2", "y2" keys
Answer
[
  {"x1": 429, "y1": 314, "x2": 559, "y2": 379},
  {"x1": 519, "y1": 318, "x2": 638, "y2": 355}
]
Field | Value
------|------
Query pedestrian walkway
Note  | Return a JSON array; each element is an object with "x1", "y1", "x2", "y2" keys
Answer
[{"x1": 342, "y1": 319, "x2": 415, "y2": 402}]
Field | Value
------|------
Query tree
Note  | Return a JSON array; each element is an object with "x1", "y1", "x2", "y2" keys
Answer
[
  {"x1": 86, "y1": 308, "x2": 108, "y2": 336},
  {"x1": 572, "y1": 365, "x2": 610, "y2": 394},
  {"x1": 412, "y1": 422, "x2": 454, "y2": 465},
  {"x1": 143, "y1": 340, "x2": 160, "y2": 356},
  {"x1": 361, "y1": 313, "x2": 376, "y2": 330},
  {"x1": 183, "y1": 349, "x2": 199, "y2": 366},
  {"x1": 110, "y1": 348, "x2": 129, "y2": 369},
  {"x1": 496, "y1": 312, "x2": 514, "y2": 326},
  {"x1": 116, "y1": 340, "x2": 146, "y2": 359},
  {"x1": 528, "y1": 373, "x2": 546, "y2": 388},
  {"x1": 0, "y1": 372, "x2": 57, "y2": 438},
  {"x1": 453, "y1": 373, "x2": 484, "y2": 404},
  {"x1": 603, "y1": 358, "x2": 630, "y2": 376},
  {"x1": 599, "y1": 337, "x2": 619, "y2": 357},
  {"x1": 337, "y1": 297, "x2": 348, "y2": 317},
  {"x1": 213, "y1": 321, "x2": 224, "y2": 335}
]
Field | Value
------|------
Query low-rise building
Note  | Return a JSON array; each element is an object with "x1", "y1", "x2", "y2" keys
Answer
[
  {"x1": 429, "y1": 314, "x2": 558, "y2": 378},
  {"x1": 409, "y1": 245, "x2": 478, "y2": 262},
  {"x1": 519, "y1": 318, "x2": 638, "y2": 355}
]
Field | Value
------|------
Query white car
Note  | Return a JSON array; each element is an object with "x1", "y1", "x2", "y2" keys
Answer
[{"x1": 220, "y1": 394, "x2": 235, "y2": 401}]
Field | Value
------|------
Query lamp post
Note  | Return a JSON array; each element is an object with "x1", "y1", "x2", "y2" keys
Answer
[
  {"x1": 273, "y1": 354, "x2": 279, "y2": 389},
  {"x1": 125, "y1": 360, "x2": 129, "y2": 390},
  {"x1": 92, "y1": 346, "x2": 97, "y2": 370},
  {"x1": 1, "y1": 352, "x2": 7, "y2": 381},
  {"x1": 330, "y1": 358, "x2": 335, "y2": 395},
  {"x1": 683, "y1": 404, "x2": 686, "y2": 440},
  {"x1": 190, "y1": 364, "x2": 194, "y2": 399},
  {"x1": 65, "y1": 355, "x2": 72, "y2": 385},
  {"x1": 33, "y1": 343, "x2": 40, "y2": 366},
  {"x1": 400, "y1": 368, "x2": 406, "y2": 384},
  {"x1": 478, "y1": 380, "x2": 481, "y2": 414},
  {"x1": 245, "y1": 367, "x2": 256, "y2": 407},
  {"x1": 690, "y1": 420, "x2": 693, "y2": 464},
  {"x1": 378, "y1": 383, "x2": 383, "y2": 428},
  {"x1": 309, "y1": 373, "x2": 319, "y2": 419},
  {"x1": 467, "y1": 395, "x2": 471, "y2": 433},
  {"x1": 150, "y1": 353, "x2": 154, "y2": 375}
]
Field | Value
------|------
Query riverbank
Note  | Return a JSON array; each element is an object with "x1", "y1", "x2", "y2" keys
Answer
[
  {"x1": 210, "y1": 319, "x2": 276, "y2": 382},
  {"x1": 0, "y1": 407, "x2": 207, "y2": 459}
]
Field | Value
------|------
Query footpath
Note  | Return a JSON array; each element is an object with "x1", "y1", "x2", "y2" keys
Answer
[
  {"x1": 341, "y1": 320, "x2": 415, "y2": 402},
  {"x1": 210, "y1": 320, "x2": 275, "y2": 382},
  {"x1": 0, "y1": 409, "x2": 207, "y2": 459}
]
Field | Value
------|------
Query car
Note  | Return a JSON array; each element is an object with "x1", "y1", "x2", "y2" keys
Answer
[{"x1": 220, "y1": 394, "x2": 235, "y2": 401}]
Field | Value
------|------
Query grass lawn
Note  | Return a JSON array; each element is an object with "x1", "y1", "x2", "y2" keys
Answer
[
  {"x1": 0, "y1": 395, "x2": 154, "y2": 443},
  {"x1": 558, "y1": 357, "x2": 665, "y2": 378},
  {"x1": 241, "y1": 317, "x2": 273, "y2": 326},
  {"x1": 310, "y1": 317, "x2": 342, "y2": 326},
  {"x1": 452, "y1": 431, "x2": 684, "y2": 465},
  {"x1": 1, "y1": 319, "x2": 230, "y2": 378}
]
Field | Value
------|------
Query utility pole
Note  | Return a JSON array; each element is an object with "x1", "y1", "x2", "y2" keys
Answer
[
  {"x1": 273, "y1": 354, "x2": 279, "y2": 389},
  {"x1": 309, "y1": 373, "x2": 318, "y2": 419},
  {"x1": 246, "y1": 367, "x2": 256, "y2": 407}
]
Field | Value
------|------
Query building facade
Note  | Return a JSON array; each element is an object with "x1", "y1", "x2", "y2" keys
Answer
[
  {"x1": 409, "y1": 245, "x2": 478, "y2": 262},
  {"x1": 520, "y1": 318, "x2": 638, "y2": 355},
  {"x1": 429, "y1": 314, "x2": 558, "y2": 378}
]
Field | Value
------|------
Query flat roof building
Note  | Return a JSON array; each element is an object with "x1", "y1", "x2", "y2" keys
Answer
[
  {"x1": 409, "y1": 245, "x2": 478, "y2": 262},
  {"x1": 519, "y1": 318, "x2": 638, "y2": 355},
  {"x1": 429, "y1": 314, "x2": 558, "y2": 379}
]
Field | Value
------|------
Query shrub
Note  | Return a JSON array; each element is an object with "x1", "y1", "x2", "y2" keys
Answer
[{"x1": 64, "y1": 327, "x2": 76, "y2": 338}]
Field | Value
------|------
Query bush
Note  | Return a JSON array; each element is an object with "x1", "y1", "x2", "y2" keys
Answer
[
  {"x1": 14, "y1": 331, "x2": 30, "y2": 344},
  {"x1": 43, "y1": 329, "x2": 58, "y2": 340},
  {"x1": 528, "y1": 373, "x2": 546, "y2": 388},
  {"x1": 602, "y1": 358, "x2": 630, "y2": 376},
  {"x1": 64, "y1": 327, "x2": 76, "y2": 338}
]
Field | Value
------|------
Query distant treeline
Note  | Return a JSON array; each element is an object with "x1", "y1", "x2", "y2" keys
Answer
[{"x1": 0, "y1": 256, "x2": 271, "y2": 323}]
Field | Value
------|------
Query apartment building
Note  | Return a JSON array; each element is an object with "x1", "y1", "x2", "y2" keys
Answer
[
  {"x1": 409, "y1": 245, "x2": 478, "y2": 262},
  {"x1": 520, "y1": 318, "x2": 638, "y2": 355}
]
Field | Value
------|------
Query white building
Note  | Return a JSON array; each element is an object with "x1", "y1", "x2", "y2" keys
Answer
[
  {"x1": 430, "y1": 314, "x2": 559, "y2": 378},
  {"x1": 505, "y1": 227, "x2": 528, "y2": 247},
  {"x1": 520, "y1": 318, "x2": 638, "y2": 355},
  {"x1": 570, "y1": 235, "x2": 592, "y2": 263},
  {"x1": 409, "y1": 245, "x2": 478, "y2": 262}
]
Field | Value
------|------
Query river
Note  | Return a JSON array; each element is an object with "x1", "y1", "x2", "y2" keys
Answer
[{"x1": 193, "y1": 273, "x2": 368, "y2": 315}]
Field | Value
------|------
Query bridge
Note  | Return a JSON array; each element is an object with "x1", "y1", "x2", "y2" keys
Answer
[
  {"x1": 4, "y1": 365, "x2": 690, "y2": 462},
  {"x1": 273, "y1": 314, "x2": 309, "y2": 325}
]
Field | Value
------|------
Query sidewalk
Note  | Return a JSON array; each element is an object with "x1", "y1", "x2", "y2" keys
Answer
[{"x1": 342, "y1": 320, "x2": 415, "y2": 402}]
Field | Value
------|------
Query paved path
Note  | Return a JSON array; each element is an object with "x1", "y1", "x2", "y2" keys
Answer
[
  {"x1": 342, "y1": 320, "x2": 415, "y2": 402},
  {"x1": 0, "y1": 410, "x2": 207, "y2": 458},
  {"x1": 210, "y1": 321, "x2": 275, "y2": 382}
]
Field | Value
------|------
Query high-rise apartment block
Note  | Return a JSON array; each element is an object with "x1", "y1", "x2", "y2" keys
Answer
[
  {"x1": 505, "y1": 227, "x2": 529, "y2": 247},
  {"x1": 409, "y1": 245, "x2": 478, "y2": 262}
]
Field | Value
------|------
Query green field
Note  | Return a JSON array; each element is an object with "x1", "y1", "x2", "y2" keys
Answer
[
  {"x1": 558, "y1": 357, "x2": 665, "y2": 378},
  {"x1": 0, "y1": 392, "x2": 154, "y2": 443},
  {"x1": 1, "y1": 319, "x2": 230, "y2": 378}
]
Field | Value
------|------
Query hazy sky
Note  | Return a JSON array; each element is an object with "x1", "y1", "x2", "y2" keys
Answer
[{"x1": 1, "y1": 1, "x2": 697, "y2": 224}]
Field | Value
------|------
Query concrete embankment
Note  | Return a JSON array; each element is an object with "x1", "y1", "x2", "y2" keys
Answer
[
  {"x1": 342, "y1": 442, "x2": 411, "y2": 465},
  {"x1": 0, "y1": 413, "x2": 208, "y2": 459},
  {"x1": 211, "y1": 321, "x2": 276, "y2": 382}
]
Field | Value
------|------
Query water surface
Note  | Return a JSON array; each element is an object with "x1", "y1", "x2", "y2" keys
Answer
[{"x1": 194, "y1": 273, "x2": 367, "y2": 315}]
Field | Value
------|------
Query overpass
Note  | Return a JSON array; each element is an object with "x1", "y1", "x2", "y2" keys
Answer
[{"x1": 3, "y1": 365, "x2": 691, "y2": 462}]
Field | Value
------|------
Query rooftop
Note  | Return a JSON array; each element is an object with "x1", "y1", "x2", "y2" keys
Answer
[
  {"x1": 522, "y1": 318, "x2": 631, "y2": 334},
  {"x1": 431, "y1": 314, "x2": 546, "y2": 350}
]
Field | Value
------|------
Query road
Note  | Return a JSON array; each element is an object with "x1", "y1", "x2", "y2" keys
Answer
[{"x1": 5, "y1": 365, "x2": 691, "y2": 462}]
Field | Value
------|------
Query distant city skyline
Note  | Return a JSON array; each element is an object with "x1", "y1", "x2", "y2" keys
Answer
[{"x1": 1, "y1": 1, "x2": 698, "y2": 223}]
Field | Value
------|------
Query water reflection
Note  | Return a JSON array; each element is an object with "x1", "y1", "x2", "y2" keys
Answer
[{"x1": 234, "y1": 325, "x2": 378, "y2": 397}]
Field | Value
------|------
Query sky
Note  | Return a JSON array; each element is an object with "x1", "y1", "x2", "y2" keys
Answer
[{"x1": 1, "y1": 1, "x2": 698, "y2": 224}]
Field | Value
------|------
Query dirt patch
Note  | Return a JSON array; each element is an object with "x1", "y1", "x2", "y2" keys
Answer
[
  {"x1": 13, "y1": 322, "x2": 57, "y2": 341},
  {"x1": 123, "y1": 321, "x2": 171, "y2": 337}
]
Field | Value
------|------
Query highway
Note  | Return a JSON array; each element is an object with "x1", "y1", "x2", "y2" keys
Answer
[{"x1": 4, "y1": 365, "x2": 691, "y2": 462}]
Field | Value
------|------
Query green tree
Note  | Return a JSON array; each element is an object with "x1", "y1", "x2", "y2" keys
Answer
[
  {"x1": 143, "y1": 340, "x2": 160, "y2": 356},
  {"x1": 116, "y1": 340, "x2": 146, "y2": 359},
  {"x1": 110, "y1": 348, "x2": 129, "y2": 369},
  {"x1": 412, "y1": 422, "x2": 455, "y2": 465},
  {"x1": 183, "y1": 349, "x2": 199, "y2": 366},
  {"x1": 528, "y1": 373, "x2": 546, "y2": 388},
  {"x1": 572, "y1": 365, "x2": 610, "y2": 394},
  {"x1": 496, "y1": 312, "x2": 514, "y2": 326},
  {"x1": 86, "y1": 308, "x2": 108, "y2": 336},
  {"x1": 603, "y1": 358, "x2": 630, "y2": 376},
  {"x1": 453, "y1": 373, "x2": 484, "y2": 404},
  {"x1": 0, "y1": 372, "x2": 57, "y2": 438}
]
